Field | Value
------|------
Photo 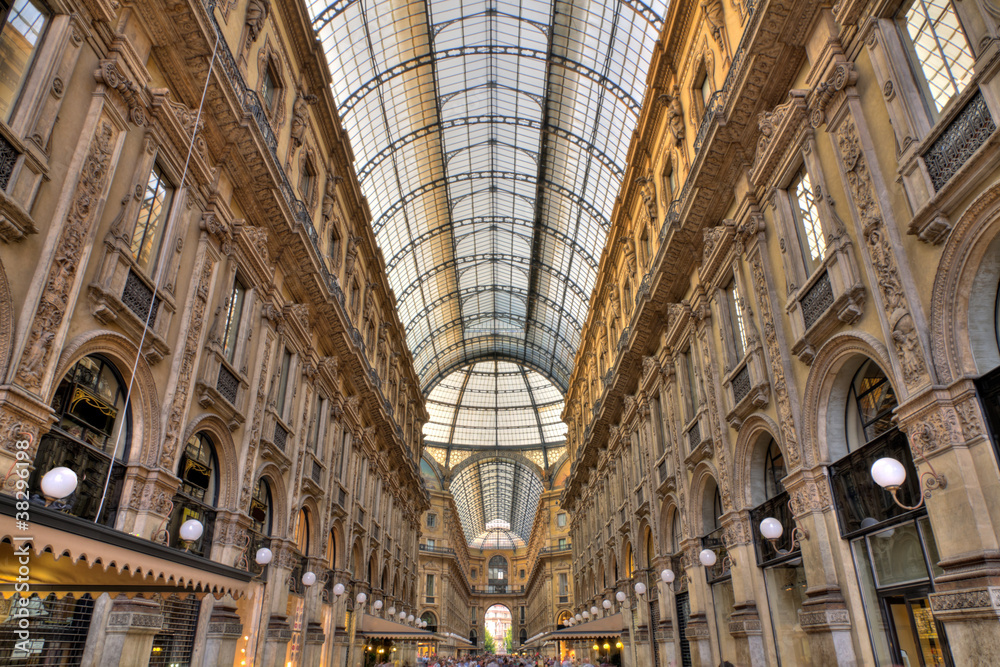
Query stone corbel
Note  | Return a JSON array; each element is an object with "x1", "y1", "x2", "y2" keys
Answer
[{"x1": 96, "y1": 60, "x2": 147, "y2": 127}]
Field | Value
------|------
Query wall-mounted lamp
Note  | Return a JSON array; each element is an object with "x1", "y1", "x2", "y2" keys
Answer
[
  {"x1": 759, "y1": 514, "x2": 808, "y2": 557},
  {"x1": 871, "y1": 452, "x2": 946, "y2": 511}
]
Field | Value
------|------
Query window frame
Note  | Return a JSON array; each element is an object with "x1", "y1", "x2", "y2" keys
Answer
[
  {"x1": 129, "y1": 161, "x2": 176, "y2": 276},
  {"x1": 0, "y1": 0, "x2": 51, "y2": 124}
]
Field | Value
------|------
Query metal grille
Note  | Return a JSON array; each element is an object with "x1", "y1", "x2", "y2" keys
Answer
[
  {"x1": 687, "y1": 421, "x2": 701, "y2": 452},
  {"x1": 925, "y1": 91, "x2": 996, "y2": 190},
  {"x1": 0, "y1": 134, "x2": 17, "y2": 190},
  {"x1": 801, "y1": 270, "x2": 833, "y2": 330},
  {"x1": 649, "y1": 596, "x2": 662, "y2": 667},
  {"x1": 273, "y1": 422, "x2": 288, "y2": 451},
  {"x1": 122, "y1": 269, "x2": 161, "y2": 322},
  {"x1": 731, "y1": 365, "x2": 751, "y2": 404},
  {"x1": 356, "y1": 506, "x2": 365, "y2": 524},
  {"x1": 676, "y1": 591, "x2": 692, "y2": 667},
  {"x1": 216, "y1": 364, "x2": 239, "y2": 404},
  {"x1": 149, "y1": 594, "x2": 201, "y2": 667},
  {"x1": 311, "y1": 459, "x2": 322, "y2": 483},
  {"x1": 658, "y1": 459, "x2": 668, "y2": 483},
  {"x1": 338, "y1": 488, "x2": 346, "y2": 506},
  {"x1": 636, "y1": 486, "x2": 644, "y2": 505},
  {"x1": 0, "y1": 593, "x2": 94, "y2": 664}
]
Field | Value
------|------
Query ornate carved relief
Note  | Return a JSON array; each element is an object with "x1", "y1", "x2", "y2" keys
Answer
[
  {"x1": 836, "y1": 119, "x2": 929, "y2": 392},
  {"x1": 748, "y1": 250, "x2": 802, "y2": 468},
  {"x1": 156, "y1": 255, "x2": 216, "y2": 469},
  {"x1": 17, "y1": 120, "x2": 119, "y2": 392}
]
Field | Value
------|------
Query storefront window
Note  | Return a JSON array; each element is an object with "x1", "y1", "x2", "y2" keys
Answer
[
  {"x1": 852, "y1": 518, "x2": 951, "y2": 665},
  {"x1": 763, "y1": 564, "x2": 810, "y2": 665},
  {"x1": 711, "y1": 579, "x2": 737, "y2": 663},
  {"x1": 29, "y1": 355, "x2": 131, "y2": 525}
]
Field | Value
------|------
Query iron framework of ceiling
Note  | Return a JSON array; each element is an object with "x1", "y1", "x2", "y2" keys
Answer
[
  {"x1": 309, "y1": 0, "x2": 669, "y2": 392},
  {"x1": 449, "y1": 456, "x2": 544, "y2": 547}
]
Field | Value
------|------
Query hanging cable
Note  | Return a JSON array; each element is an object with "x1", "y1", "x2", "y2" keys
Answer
[{"x1": 95, "y1": 30, "x2": 221, "y2": 522}]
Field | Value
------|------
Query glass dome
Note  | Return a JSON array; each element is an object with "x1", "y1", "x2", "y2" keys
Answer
[{"x1": 423, "y1": 360, "x2": 567, "y2": 451}]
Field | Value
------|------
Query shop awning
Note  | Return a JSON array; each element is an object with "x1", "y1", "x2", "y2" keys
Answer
[
  {"x1": 438, "y1": 632, "x2": 473, "y2": 646},
  {"x1": 0, "y1": 495, "x2": 251, "y2": 599},
  {"x1": 357, "y1": 614, "x2": 439, "y2": 639},
  {"x1": 543, "y1": 613, "x2": 624, "y2": 640}
]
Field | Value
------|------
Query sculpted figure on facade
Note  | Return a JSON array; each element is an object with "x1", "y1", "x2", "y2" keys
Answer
[
  {"x1": 666, "y1": 88, "x2": 685, "y2": 146},
  {"x1": 244, "y1": 0, "x2": 270, "y2": 47}
]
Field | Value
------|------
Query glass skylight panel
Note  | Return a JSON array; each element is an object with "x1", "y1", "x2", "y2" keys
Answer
[{"x1": 311, "y1": 0, "x2": 667, "y2": 396}]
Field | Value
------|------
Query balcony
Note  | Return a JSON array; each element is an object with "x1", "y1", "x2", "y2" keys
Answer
[
  {"x1": 748, "y1": 490, "x2": 797, "y2": 567},
  {"x1": 472, "y1": 585, "x2": 524, "y2": 595},
  {"x1": 418, "y1": 544, "x2": 456, "y2": 555}
]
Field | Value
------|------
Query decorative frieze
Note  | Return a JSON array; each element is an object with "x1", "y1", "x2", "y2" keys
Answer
[
  {"x1": 836, "y1": 118, "x2": 930, "y2": 392},
  {"x1": 17, "y1": 120, "x2": 121, "y2": 392}
]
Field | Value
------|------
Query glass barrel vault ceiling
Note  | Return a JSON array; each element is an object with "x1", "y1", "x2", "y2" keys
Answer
[
  {"x1": 309, "y1": 0, "x2": 669, "y2": 392},
  {"x1": 309, "y1": 0, "x2": 669, "y2": 546},
  {"x1": 450, "y1": 458, "x2": 543, "y2": 548},
  {"x1": 425, "y1": 361, "x2": 567, "y2": 452}
]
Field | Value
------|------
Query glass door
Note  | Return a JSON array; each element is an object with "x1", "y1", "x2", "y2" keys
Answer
[{"x1": 879, "y1": 588, "x2": 949, "y2": 667}]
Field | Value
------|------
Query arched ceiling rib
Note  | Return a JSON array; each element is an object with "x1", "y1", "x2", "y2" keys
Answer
[
  {"x1": 310, "y1": 0, "x2": 669, "y2": 392},
  {"x1": 449, "y1": 455, "x2": 545, "y2": 547}
]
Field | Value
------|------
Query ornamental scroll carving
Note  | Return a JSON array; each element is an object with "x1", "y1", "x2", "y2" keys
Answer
[
  {"x1": 240, "y1": 332, "x2": 273, "y2": 510},
  {"x1": 748, "y1": 251, "x2": 802, "y2": 467},
  {"x1": 17, "y1": 121, "x2": 118, "y2": 392},
  {"x1": 97, "y1": 62, "x2": 146, "y2": 127},
  {"x1": 836, "y1": 120, "x2": 929, "y2": 392},
  {"x1": 156, "y1": 256, "x2": 216, "y2": 469}
]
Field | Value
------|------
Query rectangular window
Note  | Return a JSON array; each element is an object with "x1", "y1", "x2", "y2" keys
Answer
[
  {"x1": 726, "y1": 277, "x2": 748, "y2": 360},
  {"x1": 427, "y1": 513, "x2": 437, "y2": 528},
  {"x1": 898, "y1": 0, "x2": 973, "y2": 115},
  {"x1": 426, "y1": 539, "x2": 434, "y2": 548},
  {"x1": 556, "y1": 513, "x2": 567, "y2": 528},
  {"x1": 558, "y1": 537, "x2": 568, "y2": 548},
  {"x1": 788, "y1": 167, "x2": 826, "y2": 275},
  {"x1": 0, "y1": 0, "x2": 47, "y2": 121},
  {"x1": 307, "y1": 393, "x2": 324, "y2": 454},
  {"x1": 683, "y1": 346, "x2": 699, "y2": 420},
  {"x1": 131, "y1": 163, "x2": 174, "y2": 274},
  {"x1": 700, "y1": 72, "x2": 713, "y2": 108},
  {"x1": 662, "y1": 161, "x2": 675, "y2": 203},
  {"x1": 261, "y1": 65, "x2": 278, "y2": 112},
  {"x1": 221, "y1": 276, "x2": 246, "y2": 363},
  {"x1": 558, "y1": 573, "x2": 568, "y2": 595},
  {"x1": 275, "y1": 348, "x2": 292, "y2": 419},
  {"x1": 426, "y1": 574, "x2": 435, "y2": 597}
]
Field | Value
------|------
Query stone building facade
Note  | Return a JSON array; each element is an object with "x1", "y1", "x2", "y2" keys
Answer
[
  {"x1": 560, "y1": 0, "x2": 1000, "y2": 666},
  {"x1": 0, "y1": 1, "x2": 429, "y2": 666},
  {"x1": 417, "y1": 453, "x2": 575, "y2": 658}
]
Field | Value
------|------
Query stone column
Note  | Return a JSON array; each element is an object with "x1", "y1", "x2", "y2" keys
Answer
[
  {"x1": 728, "y1": 602, "x2": 765, "y2": 667},
  {"x1": 897, "y1": 388, "x2": 1000, "y2": 664},
  {"x1": 201, "y1": 600, "x2": 244, "y2": 667},
  {"x1": 260, "y1": 615, "x2": 292, "y2": 667},
  {"x1": 101, "y1": 597, "x2": 164, "y2": 667},
  {"x1": 302, "y1": 620, "x2": 326, "y2": 666},
  {"x1": 783, "y1": 468, "x2": 859, "y2": 666}
]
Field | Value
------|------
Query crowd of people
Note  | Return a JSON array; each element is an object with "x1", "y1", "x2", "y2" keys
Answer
[{"x1": 408, "y1": 654, "x2": 610, "y2": 667}]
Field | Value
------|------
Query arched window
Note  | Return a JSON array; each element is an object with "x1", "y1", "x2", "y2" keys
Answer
[
  {"x1": 845, "y1": 359, "x2": 898, "y2": 452},
  {"x1": 30, "y1": 355, "x2": 131, "y2": 525},
  {"x1": 327, "y1": 529, "x2": 338, "y2": 570},
  {"x1": 421, "y1": 611, "x2": 438, "y2": 633},
  {"x1": 625, "y1": 543, "x2": 635, "y2": 577},
  {"x1": 250, "y1": 477, "x2": 273, "y2": 536},
  {"x1": 169, "y1": 432, "x2": 218, "y2": 556},
  {"x1": 645, "y1": 528, "x2": 655, "y2": 569},
  {"x1": 295, "y1": 508, "x2": 310, "y2": 555},
  {"x1": 763, "y1": 438, "x2": 786, "y2": 500},
  {"x1": 488, "y1": 555, "x2": 508, "y2": 590},
  {"x1": 470, "y1": 630, "x2": 477, "y2": 647},
  {"x1": 667, "y1": 509, "x2": 679, "y2": 554},
  {"x1": 519, "y1": 628, "x2": 527, "y2": 645}
]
